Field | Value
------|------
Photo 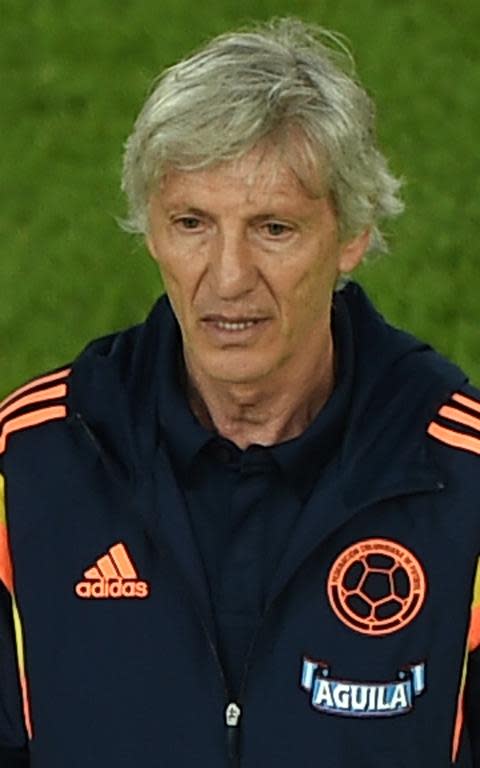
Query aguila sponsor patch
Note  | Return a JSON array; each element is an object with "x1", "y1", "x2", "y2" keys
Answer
[{"x1": 300, "y1": 657, "x2": 425, "y2": 717}]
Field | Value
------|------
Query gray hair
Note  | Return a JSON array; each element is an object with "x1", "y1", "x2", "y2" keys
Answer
[{"x1": 121, "y1": 17, "x2": 404, "y2": 253}]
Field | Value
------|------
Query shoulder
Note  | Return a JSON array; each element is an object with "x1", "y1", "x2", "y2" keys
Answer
[
  {"x1": 0, "y1": 324, "x2": 136, "y2": 461},
  {"x1": 338, "y1": 283, "x2": 480, "y2": 481},
  {"x1": 0, "y1": 366, "x2": 72, "y2": 459},
  {"x1": 426, "y1": 383, "x2": 480, "y2": 460},
  {"x1": 339, "y1": 282, "x2": 469, "y2": 430},
  {"x1": 0, "y1": 294, "x2": 173, "y2": 463}
]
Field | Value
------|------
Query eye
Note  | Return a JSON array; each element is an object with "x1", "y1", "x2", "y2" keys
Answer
[
  {"x1": 175, "y1": 216, "x2": 202, "y2": 230},
  {"x1": 262, "y1": 221, "x2": 292, "y2": 238}
]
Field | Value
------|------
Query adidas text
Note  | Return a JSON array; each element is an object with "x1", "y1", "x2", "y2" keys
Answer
[{"x1": 75, "y1": 580, "x2": 149, "y2": 599}]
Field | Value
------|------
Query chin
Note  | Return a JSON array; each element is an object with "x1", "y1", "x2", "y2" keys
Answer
[{"x1": 205, "y1": 357, "x2": 276, "y2": 386}]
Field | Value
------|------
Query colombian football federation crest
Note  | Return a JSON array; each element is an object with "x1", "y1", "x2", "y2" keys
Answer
[
  {"x1": 301, "y1": 657, "x2": 426, "y2": 717},
  {"x1": 326, "y1": 538, "x2": 427, "y2": 636}
]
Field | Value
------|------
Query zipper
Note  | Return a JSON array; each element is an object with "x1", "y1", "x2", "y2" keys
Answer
[
  {"x1": 225, "y1": 701, "x2": 242, "y2": 767},
  {"x1": 196, "y1": 609, "x2": 242, "y2": 766},
  {"x1": 221, "y1": 594, "x2": 285, "y2": 767}
]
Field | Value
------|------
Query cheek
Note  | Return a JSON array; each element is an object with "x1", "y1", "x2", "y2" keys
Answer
[
  {"x1": 154, "y1": 245, "x2": 201, "y2": 296},
  {"x1": 281, "y1": 252, "x2": 337, "y2": 314},
  {"x1": 156, "y1": 258, "x2": 211, "y2": 334},
  {"x1": 273, "y1": 265, "x2": 336, "y2": 345}
]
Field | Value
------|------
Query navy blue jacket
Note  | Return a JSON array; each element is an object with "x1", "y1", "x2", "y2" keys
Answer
[{"x1": 1, "y1": 283, "x2": 480, "y2": 767}]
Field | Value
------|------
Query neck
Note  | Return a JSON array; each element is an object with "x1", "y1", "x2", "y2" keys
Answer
[{"x1": 183, "y1": 334, "x2": 335, "y2": 451}]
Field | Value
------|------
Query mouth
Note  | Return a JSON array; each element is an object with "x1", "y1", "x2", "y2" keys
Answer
[
  {"x1": 200, "y1": 315, "x2": 271, "y2": 338},
  {"x1": 202, "y1": 314, "x2": 269, "y2": 330}
]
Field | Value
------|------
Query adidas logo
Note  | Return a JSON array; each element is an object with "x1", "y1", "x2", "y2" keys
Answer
[{"x1": 75, "y1": 542, "x2": 149, "y2": 599}]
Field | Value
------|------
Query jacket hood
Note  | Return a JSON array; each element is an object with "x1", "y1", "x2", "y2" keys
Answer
[{"x1": 67, "y1": 282, "x2": 468, "y2": 495}]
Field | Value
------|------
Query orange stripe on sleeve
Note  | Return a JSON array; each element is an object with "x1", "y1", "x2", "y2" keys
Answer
[
  {"x1": 427, "y1": 423, "x2": 480, "y2": 456},
  {"x1": 0, "y1": 368, "x2": 71, "y2": 411},
  {"x1": 19, "y1": 672, "x2": 33, "y2": 740},
  {"x1": 0, "y1": 406, "x2": 67, "y2": 455},
  {"x1": 0, "y1": 478, "x2": 33, "y2": 739},
  {"x1": 439, "y1": 406, "x2": 480, "y2": 434},
  {"x1": 110, "y1": 543, "x2": 138, "y2": 579},
  {"x1": 468, "y1": 604, "x2": 480, "y2": 653},
  {"x1": 1, "y1": 477, "x2": 33, "y2": 739},
  {"x1": 0, "y1": 521, "x2": 13, "y2": 593},
  {"x1": 451, "y1": 559, "x2": 480, "y2": 762},
  {"x1": 453, "y1": 393, "x2": 480, "y2": 415},
  {"x1": 0, "y1": 383, "x2": 67, "y2": 424},
  {"x1": 452, "y1": 696, "x2": 465, "y2": 764},
  {"x1": 12, "y1": 598, "x2": 33, "y2": 740},
  {"x1": 0, "y1": 476, "x2": 13, "y2": 593}
]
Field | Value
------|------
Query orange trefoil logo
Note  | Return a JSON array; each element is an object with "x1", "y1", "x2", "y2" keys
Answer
[{"x1": 75, "y1": 542, "x2": 150, "y2": 599}]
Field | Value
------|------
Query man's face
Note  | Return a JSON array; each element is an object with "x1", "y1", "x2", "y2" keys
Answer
[{"x1": 147, "y1": 144, "x2": 368, "y2": 386}]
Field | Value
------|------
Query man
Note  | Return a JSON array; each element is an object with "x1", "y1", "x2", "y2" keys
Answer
[{"x1": 0, "y1": 17, "x2": 479, "y2": 768}]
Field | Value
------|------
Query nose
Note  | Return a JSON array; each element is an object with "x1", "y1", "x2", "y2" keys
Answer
[{"x1": 210, "y1": 228, "x2": 257, "y2": 300}]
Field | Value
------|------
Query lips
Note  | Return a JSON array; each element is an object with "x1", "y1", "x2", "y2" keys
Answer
[
  {"x1": 200, "y1": 314, "x2": 270, "y2": 335},
  {"x1": 202, "y1": 314, "x2": 266, "y2": 323},
  {"x1": 211, "y1": 319, "x2": 259, "y2": 331}
]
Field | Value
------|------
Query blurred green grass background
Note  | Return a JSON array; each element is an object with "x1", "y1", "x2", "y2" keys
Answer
[{"x1": 1, "y1": 0, "x2": 479, "y2": 398}]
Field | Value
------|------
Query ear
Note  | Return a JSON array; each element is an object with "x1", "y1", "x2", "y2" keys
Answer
[
  {"x1": 145, "y1": 232, "x2": 159, "y2": 264},
  {"x1": 338, "y1": 229, "x2": 371, "y2": 274},
  {"x1": 144, "y1": 194, "x2": 160, "y2": 263}
]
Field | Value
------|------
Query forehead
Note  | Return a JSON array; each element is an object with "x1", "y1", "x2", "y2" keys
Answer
[{"x1": 155, "y1": 142, "x2": 326, "y2": 209}]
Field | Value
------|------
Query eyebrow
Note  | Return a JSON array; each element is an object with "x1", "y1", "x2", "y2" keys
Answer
[
  {"x1": 253, "y1": 213, "x2": 293, "y2": 220},
  {"x1": 165, "y1": 205, "x2": 307, "y2": 222},
  {"x1": 166, "y1": 206, "x2": 207, "y2": 216}
]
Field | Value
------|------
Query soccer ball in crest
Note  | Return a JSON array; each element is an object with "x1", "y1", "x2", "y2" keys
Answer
[{"x1": 327, "y1": 539, "x2": 427, "y2": 636}]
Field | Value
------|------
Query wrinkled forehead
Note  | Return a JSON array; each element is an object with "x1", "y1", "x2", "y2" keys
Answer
[{"x1": 155, "y1": 131, "x2": 330, "y2": 203}]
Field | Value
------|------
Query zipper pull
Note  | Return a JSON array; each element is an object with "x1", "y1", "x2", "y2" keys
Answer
[
  {"x1": 225, "y1": 702, "x2": 242, "y2": 765},
  {"x1": 225, "y1": 701, "x2": 242, "y2": 727}
]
